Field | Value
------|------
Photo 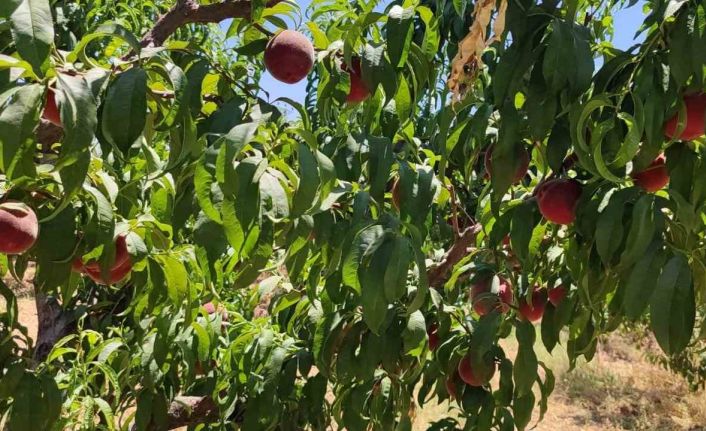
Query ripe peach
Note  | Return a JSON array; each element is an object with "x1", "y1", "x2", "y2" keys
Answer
[
  {"x1": 0, "y1": 201, "x2": 39, "y2": 255},
  {"x1": 428, "y1": 323, "x2": 439, "y2": 352},
  {"x1": 42, "y1": 89, "x2": 61, "y2": 127},
  {"x1": 264, "y1": 30, "x2": 314, "y2": 84},
  {"x1": 664, "y1": 93, "x2": 706, "y2": 141},
  {"x1": 631, "y1": 154, "x2": 669, "y2": 192},
  {"x1": 76, "y1": 235, "x2": 132, "y2": 285},
  {"x1": 458, "y1": 354, "x2": 496, "y2": 387},
  {"x1": 81, "y1": 234, "x2": 130, "y2": 272},
  {"x1": 547, "y1": 285, "x2": 567, "y2": 306},
  {"x1": 484, "y1": 145, "x2": 530, "y2": 184},
  {"x1": 536, "y1": 179, "x2": 582, "y2": 225},
  {"x1": 343, "y1": 58, "x2": 370, "y2": 103},
  {"x1": 203, "y1": 301, "x2": 217, "y2": 314},
  {"x1": 470, "y1": 276, "x2": 513, "y2": 316},
  {"x1": 518, "y1": 289, "x2": 547, "y2": 322},
  {"x1": 84, "y1": 257, "x2": 132, "y2": 285}
]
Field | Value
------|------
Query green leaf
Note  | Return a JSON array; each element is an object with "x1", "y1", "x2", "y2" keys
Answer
[
  {"x1": 650, "y1": 254, "x2": 695, "y2": 355},
  {"x1": 366, "y1": 135, "x2": 393, "y2": 204},
  {"x1": 510, "y1": 201, "x2": 541, "y2": 264},
  {"x1": 512, "y1": 391, "x2": 535, "y2": 431},
  {"x1": 595, "y1": 189, "x2": 627, "y2": 265},
  {"x1": 191, "y1": 321, "x2": 211, "y2": 362},
  {"x1": 68, "y1": 23, "x2": 141, "y2": 64},
  {"x1": 469, "y1": 313, "x2": 501, "y2": 362},
  {"x1": 361, "y1": 43, "x2": 397, "y2": 102},
  {"x1": 9, "y1": 0, "x2": 54, "y2": 75},
  {"x1": 386, "y1": 6, "x2": 414, "y2": 68},
  {"x1": 306, "y1": 22, "x2": 330, "y2": 50},
  {"x1": 55, "y1": 72, "x2": 98, "y2": 169},
  {"x1": 417, "y1": 6, "x2": 440, "y2": 59},
  {"x1": 667, "y1": 11, "x2": 695, "y2": 86},
  {"x1": 542, "y1": 20, "x2": 593, "y2": 96},
  {"x1": 194, "y1": 145, "x2": 222, "y2": 224},
  {"x1": 101, "y1": 68, "x2": 147, "y2": 154},
  {"x1": 397, "y1": 163, "x2": 437, "y2": 228},
  {"x1": 383, "y1": 235, "x2": 411, "y2": 302},
  {"x1": 154, "y1": 255, "x2": 189, "y2": 306},
  {"x1": 359, "y1": 235, "x2": 391, "y2": 334},
  {"x1": 491, "y1": 105, "x2": 522, "y2": 205},
  {"x1": 0, "y1": 84, "x2": 41, "y2": 179},
  {"x1": 8, "y1": 373, "x2": 60, "y2": 431},
  {"x1": 395, "y1": 74, "x2": 412, "y2": 122},
  {"x1": 292, "y1": 142, "x2": 320, "y2": 217},
  {"x1": 514, "y1": 320, "x2": 538, "y2": 397},
  {"x1": 259, "y1": 171, "x2": 289, "y2": 219},
  {"x1": 546, "y1": 118, "x2": 571, "y2": 172},
  {"x1": 623, "y1": 240, "x2": 666, "y2": 320},
  {"x1": 402, "y1": 310, "x2": 426, "y2": 356},
  {"x1": 619, "y1": 194, "x2": 657, "y2": 269}
]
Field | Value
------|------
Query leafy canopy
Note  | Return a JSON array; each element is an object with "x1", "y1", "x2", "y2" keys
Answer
[{"x1": 0, "y1": 0, "x2": 705, "y2": 429}]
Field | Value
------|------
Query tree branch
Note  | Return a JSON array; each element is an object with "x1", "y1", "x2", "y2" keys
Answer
[
  {"x1": 427, "y1": 224, "x2": 482, "y2": 288},
  {"x1": 34, "y1": 293, "x2": 74, "y2": 362},
  {"x1": 140, "y1": 0, "x2": 282, "y2": 48},
  {"x1": 166, "y1": 396, "x2": 220, "y2": 429}
]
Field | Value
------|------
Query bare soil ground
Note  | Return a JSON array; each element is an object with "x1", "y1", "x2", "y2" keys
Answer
[
  {"x1": 415, "y1": 332, "x2": 706, "y2": 431},
  {"x1": 4, "y1": 274, "x2": 705, "y2": 430}
]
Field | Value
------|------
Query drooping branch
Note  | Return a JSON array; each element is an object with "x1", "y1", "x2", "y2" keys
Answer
[
  {"x1": 427, "y1": 224, "x2": 482, "y2": 288},
  {"x1": 140, "y1": 0, "x2": 283, "y2": 48}
]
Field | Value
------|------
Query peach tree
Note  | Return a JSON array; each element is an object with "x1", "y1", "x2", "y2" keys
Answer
[{"x1": 0, "y1": 0, "x2": 705, "y2": 429}]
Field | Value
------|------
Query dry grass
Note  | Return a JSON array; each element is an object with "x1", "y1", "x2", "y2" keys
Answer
[{"x1": 416, "y1": 330, "x2": 706, "y2": 431}]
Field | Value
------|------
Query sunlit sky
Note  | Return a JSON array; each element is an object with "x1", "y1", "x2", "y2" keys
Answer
[{"x1": 223, "y1": 1, "x2": 648, "y2": 106}]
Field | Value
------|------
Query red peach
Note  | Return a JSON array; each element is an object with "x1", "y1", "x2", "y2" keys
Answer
[
  {"x1": 78, "y1": 235, "x2": 133, "y2": 285},
  {"x1": 547, "y1": 285, "x2": 567, "y2": 306},
  {"x1": 458, "y1": 354, "x2": 496, "y2": 387},
  {"x1": 42, "y1": 89, "x2": 62, "y2": 127},
  {"x1": 631, "y1": 154, "x2": 669, "y2": 192},
  {"x1": 344, "y1": 58, "x2": 370, "y2": 103},
  {"x1": 203, "y1": 302, "x2": 217, "y2": 314},
  {"x1": 0, "y1": 201, "x2": 39, "y2": 255},
  {"x1": 664, "y1": 93, "x2": 706, "y2": 141},
  {"x1": 81, "y1": 235, "x2": 130, "y2": 273},
  {"x1": 536, "y1": 179, "x2": 582, "y2": 225},
  {"x1": 470, "y1": 276, "x2": 513, "y2": 316},
  {"x1": 264, "y1": 30, "x2": 315, "y2": 84},
  {"x1": 84, "y1": 255, "x2": 132, "y2": 285},
  {"x1": 518, "y1": 289, "x2": 547, "y2": 322}
]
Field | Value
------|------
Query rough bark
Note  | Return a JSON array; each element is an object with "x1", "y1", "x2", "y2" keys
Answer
[
  {"x1": 34, "y1": 293, "x2": 74, "y2": 362},
  {"x1": 140, "y1": 0, "x2": 283, "y2": 48},
  {"x1": 427, "y1": 224, "x2": 482, "y2": 288},
  {"x1": 166, "y1": 396, "x2": 220, "y2": 429}
]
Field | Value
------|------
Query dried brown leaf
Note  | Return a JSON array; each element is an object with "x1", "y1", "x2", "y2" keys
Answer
[{"x1": 447, "y1": 0, "x2": 508, "y2": 103}]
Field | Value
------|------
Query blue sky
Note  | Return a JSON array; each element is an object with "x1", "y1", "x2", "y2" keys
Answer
[{"x1": 234, "y1": 1, "x2": 647, "y2": 105}]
